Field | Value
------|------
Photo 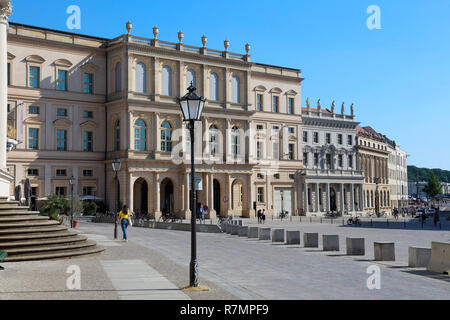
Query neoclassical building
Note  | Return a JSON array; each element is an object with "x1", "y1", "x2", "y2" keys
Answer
[
  {"x1": 299, "y1": 101, "x2": 365, "y2": 216},
  {"x1": 5, "y1": 22, "x2": 304, "y2": 219},
  {"x1": 385, "y1": 137, "x2": 408, "y2": 209},
  {"x1": 356, "y1": 126, "x2": 392, "y2": 215}
]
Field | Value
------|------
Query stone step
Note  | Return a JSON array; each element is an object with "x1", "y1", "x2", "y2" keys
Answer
[
  {"x1": 4, "y1": 240, "x2": 97, "y2": 255},
  {"x1": 0, "y1": 225, "x2": 68, "y2": 235},
  {"x1": 0, "y1": 220, "x2": 60, "y2": 229},
  {"x1": 0, "y1": 230, "x2": 79, "y2": 241},
  {"x1": 0, "y1": 210, "x2": 41, "y2": 216},
  {"x1": 0, "y1": 201, "x2": 21, "y2": 207},
  {"x1": 3, "y1": 246, "x2": 105, "y2": 262},
  {"x1": 0, "y1": 206, "x2": 34, "y2": 211},
  {"x1": 0, "y1": 235, "x2": 88, "y2": 248},
  {"x1": 0, "y1": 216, "x2": 49, "y2": 222}
]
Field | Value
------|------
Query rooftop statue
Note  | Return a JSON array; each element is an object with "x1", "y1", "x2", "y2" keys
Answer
[{"x1": 331, "y1": 101, "x2": 335, "y2": 113}]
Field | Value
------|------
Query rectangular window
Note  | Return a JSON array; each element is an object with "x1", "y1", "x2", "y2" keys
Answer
[
  {"x1": 56, "y1": 129, "x2": 67, "y2": 151},
  {"x1": 29, "y1": 66, "x2": 40, "y2": 88},
  {"x1": 272, "y1": 96, "x2": 279, "y2": 113},
  {"x1": 273, "y1": 142, "x2": 279, "y2": 160},
  {"x1": 27, "y1": 168, "x2": 39, "y2": 176},
  {"x1": 84, "y1": 73, "x2": 94, "y2": 94},
  {"x1": 303, "y1": 131, "x2": 308, "y2": 143},
  {"x1": 326, "y1": 154, "x2": 332, "y2": 168},
  {"x1": 274, "y1": 174, "x2": 280, "y2": 180},
  {"x1": 7, "y1": 63, "x2": 10, "y2": 85},
  {"x1": 288, "y1": 97, "x2": 294, "y2": 114},
  {"x1": 313, "y1": 132, "x2": 319, "y2": 143},
  {"x1": 28, "y1": 128, "x2": 39, "y2": 150},
  {"x1": 338, "y1": 134, "x2": 343, "y2": 145},
  {"x1": 257, "y1": 94, "x2": 263, "y2": 111},
  {"x1": 257, "y1": 173, "x2": 264, "y2": 180},
  {"x1": 55, "y1": 187, "x2": 66, "y2": 197},
  {"x1": 83, "y1": 169, "x2": 93, "y2": 177},
  {"x1": 314, "y1": 153, "x2": 319, "y2": 166},
  {"x1": 348, "y1": 135, "x2": 353, "y2": 146},
  {"x1": 83, "y1": 186, "x2": 95, "y2": 196},
  {"x1": 83, "y1": 111, "x2": 93, "y2": 118},
  {"x1": 57, "y1": 70, "x2": 67, "y2": 91},
  {"x1": 29, "y1": 106, "x2": 40, "y2": 115},
  {"x1": 348, "y1": 155, "x2": 353, "y2": 168},
  {"x1": 288, "y1": 127, "x2": 294, "y2": 134},
  {"x1": 303, "y1": 152, "x2": 308, "y2": 165},
  {"x1": 57, "y1": 108, "x2": 67, "y2": 117},
  {"x1": 56, "y1": 169, "x2": 67, "y2": 177},
  {"x1": 289, "y1": 174, "x2": 295, "y2": 180},
  {"x1": 83, "y1": 131, "x2": 93, "y2": 152},
  {"x1": 256, "y1": 125, "x2": 263, "y2": 131},
  {"x1": 257, "y1": 141, "x2": 263, "y2": 159},
  {"x1": 338, "y1": 154, "x2": 343, "y2": 167},
  {"x1": 288, "y1": 144, "x2": 294, "y2": 160},
  {"x1": 257, "y1": 187, "x2": 264, "y2": 203},
  {"x1": 326, "y1": 133, "x2": 331, "y2": 144}
]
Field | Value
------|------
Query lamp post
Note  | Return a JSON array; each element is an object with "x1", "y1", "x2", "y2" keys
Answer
[
  {"x1": 375, "y1": 177, "x2": 380, "y2": 217},
  {"x1": 69, "y1": 175, "x2": 75, "y2": 228},
  {"x1": 178, "y1": 82, "x2": 206, "y2": 288},
  {"x1": 112, "y1": 159, "x2": 122, "y2": 240}
]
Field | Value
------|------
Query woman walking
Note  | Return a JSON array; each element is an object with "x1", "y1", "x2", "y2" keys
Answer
[{"x1": 119, "y1": 205, "x2": 132, "y2": 242}]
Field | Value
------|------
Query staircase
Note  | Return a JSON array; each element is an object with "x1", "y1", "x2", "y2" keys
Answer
[{"x1": 0, "y1": 198, "x2": 104, "y2": 262}]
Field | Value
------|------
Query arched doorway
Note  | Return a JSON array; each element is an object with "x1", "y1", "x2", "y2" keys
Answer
[
  {"x1": 161, "y1": 178, "x2": 174, "y2": 214},
  {"x1": 330, "y1": 188, "x2": 337, "y2": 212},
  {"x1": 213, "y1": 179, "x2": 221, "y2": 216},
  {"x1": 133, "y1": 178, "x2": 148, "y2": 215}
]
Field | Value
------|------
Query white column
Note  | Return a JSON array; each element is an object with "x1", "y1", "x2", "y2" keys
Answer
[
  {"x1": 0, "y1": 1, "x2": 13, "y2": 197},
  {"x1": 327, "y1": 183, "x2": 331, "y2": 212},
  {"x1": 360, "y1": 184, "x2": 364, "y2": 211},
  {"x1": 305, "y1": 182, "x2": 309, "y2": 214},
  {"x1": 209, "y1": 173, "x2": 215, "y2": 216},
  {"x1": 315, "y1": 183, "x2": 319, "y2": 213},
  {"x1": 341, "y1": 183, "x2": 345, "y2": 214},
  {"x1": 351, "y1": 183, "x2": 355, "y2": 214}
]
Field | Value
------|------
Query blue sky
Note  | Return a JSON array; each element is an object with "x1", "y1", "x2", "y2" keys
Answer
[{"x1": 9, "y1": 0, "x2": 450, "y2": 170}]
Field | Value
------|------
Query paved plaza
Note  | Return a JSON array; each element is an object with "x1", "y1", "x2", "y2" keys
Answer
[{"x1": 0, "y1": 220, "x2": 449, "y2": 300}]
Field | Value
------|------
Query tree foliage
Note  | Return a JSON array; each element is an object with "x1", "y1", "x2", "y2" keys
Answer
[
  {"x1": 408, "y1": 166, "x2": 450, "y2": 183},
  {"x1": 422, "y1": 173, "x2": 443, "y2": 198}
]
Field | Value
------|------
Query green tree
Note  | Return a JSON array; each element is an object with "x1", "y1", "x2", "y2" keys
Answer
[
  {"x1": 40, "y1": 194, "x2": 70, "y2": 220},
  {"x1": 422, "y1": 173, "x2": 442, "y2": 199},
  {"x1": 83, "y1": 201, "x2": 98, "y2": 216}
]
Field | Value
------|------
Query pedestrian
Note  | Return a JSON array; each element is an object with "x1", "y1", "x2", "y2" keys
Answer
[
  {"x1": 118, "y1": 205, "x2": 132, "y2": 242},
  {"x1": 434, "y1": 212, "x2": 440, "y2": 226},
  {"x1": 261, "y1": 209, "x2": 266, "y2": 224},
  {"x1": 257, "y1": 209, "x2": 261, "y2": 224},
  {"x1": 199, "y1": 204, "x2": 204, "y2": 223}
]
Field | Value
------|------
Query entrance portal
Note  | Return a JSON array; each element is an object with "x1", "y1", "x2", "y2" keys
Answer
[
  {"x1": 133, "y1": 178, "x2": 148, "y2": 216},
  {"x1": 330, "y1": 188, "x2": 337, "y2": 212},
  {"x1": 161, "y1": 178, "x2": 174, "y2": 214},
  {"x1": 213, "y1": 180, "x2": 221, "y2": 216}
]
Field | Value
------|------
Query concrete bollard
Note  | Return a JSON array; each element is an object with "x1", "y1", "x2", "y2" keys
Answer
[
  {"x1": 272, "y1": 229, "x2": 285, "y2": 243},
  {"x1": 323, "y1": 235, "x2": 340, "y2": 251},
  {"x1": 248, "y1": 227, "x2": 259, "y2": 239},
  {"x1": 286, "y1": 231, "x2": 301, "y2": 245},
  {"x1": 374, "y1": 242, "x2": 395, "y2": 261},
  {"x1": 427, "y1": 242, "x2": 450, "y2": 274},
  {"x1": 259, "y1": 228, "x2": 271, "y2": 241},
  {"x1": 225, "y1": 223, "x2": 232, "y2": 234},
  {"x1": 408, "y1": 247, "x2": 431, "y2": 268},
  {"x1": 238, "y1": 226, "x2": 249, "y2": 237},
  {"x1": 231, "y1": 224, "x2": 239, "y2": 235},
  {"x1": 346, "y1": 238, "x2": 365, "y2": 256},
  {"x1": 303, "y1": 233, "x2": 319, "y2": 248}
]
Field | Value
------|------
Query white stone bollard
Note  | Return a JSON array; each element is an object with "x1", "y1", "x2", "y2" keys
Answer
[
  {"x1": 346, "y1": 238, "x2": 365, "y2": 256},
  {"x1": 238, "y1": 226, "x2": 248, "y2": 237},
  {"x1": 272, "y1": 229, "x2": 285, "y2": 243},
  {"x1": 427, "y1": 242, "x2": 450, "y2": 274},
  {"x1": 304, "y1": 233, "x2": 319, "y2": 248},
  {"x1": 286, "y1": 231, "x2": 301, "y2": 245},
  {"x1": 231, "y1": 224, "x2": 239, "y2": 235},
  {"x1": 248, "y1": 227, "x2": 259, "y2": 239},
  {"x1": 323, "y1": 235, "x2": 339, "y2": 251},
  {"x1": 374, "y1": 242, "x2": 395, "y2": 261},
  {"x1": 259, "y1": 228, "x2": 271, "y2": 241},
  {"x1": 408, "y1": 247, "x2": 431, "y2": 268}
]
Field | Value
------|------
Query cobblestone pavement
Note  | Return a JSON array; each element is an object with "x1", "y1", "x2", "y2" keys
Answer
[{"x1": 1, "y1": 221, "x2": 449, "y2": 300}]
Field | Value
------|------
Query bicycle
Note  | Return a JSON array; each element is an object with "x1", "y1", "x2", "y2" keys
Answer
[{"x1": 279, "y1": 211, "x2": 289, "y2": 221}]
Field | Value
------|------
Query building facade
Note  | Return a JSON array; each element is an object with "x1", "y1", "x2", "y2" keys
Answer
[
  {"x1": 357, "y1": 126, "x2": 393, "y2": 216},
  {"x1": 6, "y1": 22, "x2": 304, "y2": 219},
  {"x1": 299, "y1": 102, "x2": 364, "y2": 216}
]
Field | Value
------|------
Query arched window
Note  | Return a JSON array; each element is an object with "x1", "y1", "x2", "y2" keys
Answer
[
  {"x1": 134, "y1": 119, "x2": 147, "y2": 151},
  {"x1": 161, "y1": 121, "x2": 173, "y2": 152},
  {"x1": 231, "y1": 75, "x2": 241, "y2": 104},
  {"x1": 209, "y1": 125, "x2": 219, "y2": 156},
  {"x1": 186, "y1": 68, "x2": 196, "y2": 88},
  {"x1": 114, "y1": 119, "x2": 121, "y2": 151},
  {"x1": 210, "y1": 72, "x2": 219, "y2": 101},
  {"x1": 231, "y1": 126, "x2": 240, "y2": 156},
  {"x1": 135, "y1": 62, "x2": 147, "y2": 93},
  {"x1": 115, "y1": 62, "x2": 122, "y2": 92},
  {"x1": 162, "y1": 65, "x2": 172, "y2": 96}
]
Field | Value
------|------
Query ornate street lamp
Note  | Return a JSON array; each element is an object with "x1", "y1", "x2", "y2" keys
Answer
[
  {"x1": 69, "y1": 176, "x2": 75, "y2": 228},
  {"x1": 178, "y1": 83, "x2": 206, "y2": 288},
  {"x1": 112, "y1": 159, "x2": 122, "y2": 239}
]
